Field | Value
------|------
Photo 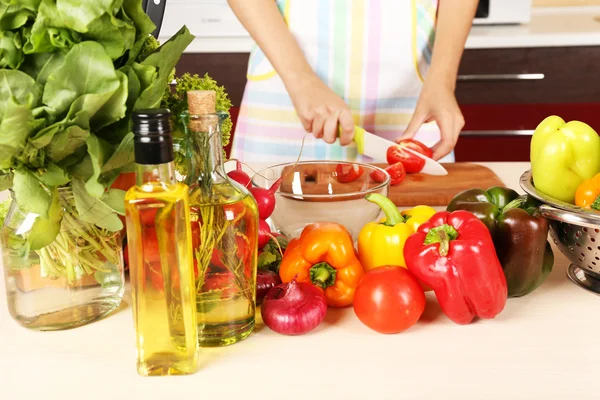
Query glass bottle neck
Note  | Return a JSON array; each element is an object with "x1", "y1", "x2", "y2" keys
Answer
[
  {"x1": 186, "y1": 113, "x2": 226, "y2": 188},
  {"x1": 136, "y1": 162, "x2": 177, "y2": 187}
]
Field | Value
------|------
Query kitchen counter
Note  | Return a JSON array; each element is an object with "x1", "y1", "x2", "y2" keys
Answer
[
  {"x1": 160, "y1": 6, "x2": 600, "y2": 52},
  {"x1": 1, "y1": 162, "x2": 599, "y2": 400}
]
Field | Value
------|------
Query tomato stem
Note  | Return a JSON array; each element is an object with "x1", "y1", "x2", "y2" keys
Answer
[
  {"x1": 309, "y1": 262, "x2": 337, "y2": 289},
  {"x1": 365, "y1": 193, "x2": 404, "y2": 226}
]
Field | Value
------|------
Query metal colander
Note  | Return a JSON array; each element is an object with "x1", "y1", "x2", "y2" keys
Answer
[{"x1": 520, "y1": 170, "x2": 600, "y2": 294}]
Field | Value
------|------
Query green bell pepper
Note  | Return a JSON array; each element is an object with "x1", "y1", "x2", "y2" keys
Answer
[
  {"x1": 530, "y1": 115, "x2": 600, "y2": 204},
  {"x1": 447, "y1": 186, "x2": 554, "y2": 298}
]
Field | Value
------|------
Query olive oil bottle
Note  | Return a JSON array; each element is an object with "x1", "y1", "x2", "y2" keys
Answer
[{"x1": 124, "y1": 109, "x2": 198, "y2": 376}]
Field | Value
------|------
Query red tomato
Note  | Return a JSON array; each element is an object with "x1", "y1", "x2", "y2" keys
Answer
[
  {"x1": 385, "y1": 162, "x2": 406, "y2": 186},
  {"x1": 386, "y1": 139, "x2": 433, "y2": 174},
  {"x1": 353, "y1": 265, "x2": 426, "y2": 334},
  {"x1": 336, "y1": 163, "x2": 364, "y2": 183},
  {"x1": 369, "y1": 169, "x2": 387, "y2": 184}
]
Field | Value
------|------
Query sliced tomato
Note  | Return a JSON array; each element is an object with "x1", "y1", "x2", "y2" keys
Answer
[
  {"x1": 336, "y1": 163, "x2": 364, "y2": 183},
  {"x1": 369, "y1": 169, "x2": 387, "y2": 184},
  {"x1": 386, "y1": 162, "x2": 406, "y2": 186},
  {"x1": 386, "y1": 139, "x2": 433, "y2": 174}
]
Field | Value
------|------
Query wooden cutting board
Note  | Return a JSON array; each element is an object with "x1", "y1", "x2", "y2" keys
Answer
[{"x1": 374, "y1": 163, "x2": 505, "y2": 206}]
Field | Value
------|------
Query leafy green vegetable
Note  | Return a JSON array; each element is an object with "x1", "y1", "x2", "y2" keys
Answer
[
  {"x1": 257, "y1": 235, "x2": 290, "y2": 273},
  {"x1": 0, "y1": 0, "x2": 195, "y2": 250},
  {"x1": 0, "y1": 198, "x2": 10, "y2": 227}
]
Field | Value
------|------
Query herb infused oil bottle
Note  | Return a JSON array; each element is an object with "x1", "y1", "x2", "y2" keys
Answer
[
  {"x1": 181, "y1": 90, "x2": 259, "y2": 347},
  {"x1": 124, "y1": 109, "x2": 198, "y2": 376}
]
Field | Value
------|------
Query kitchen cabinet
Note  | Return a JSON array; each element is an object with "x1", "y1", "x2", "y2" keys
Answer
[{"x1": 174, "y1": 45, "x2": 600, "y2": 162}]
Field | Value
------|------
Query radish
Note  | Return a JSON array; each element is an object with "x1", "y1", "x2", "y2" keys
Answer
[
  {"x1": 249, "y1": 177, "x2": 282, "y2": 220},
  {"x1": 258, "y1": 218, "x2": 271, "y2": 250},
  {"x1": 227, "y1": 160, "x2": 252, "y2": 188}
]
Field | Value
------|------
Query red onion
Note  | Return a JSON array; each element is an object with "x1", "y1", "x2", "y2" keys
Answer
[
  {"x1": 261, "y1": 277, "x2": 328, "y2": 335},
  {"x1": 256, "y1": 270, "x2": 281, "y2": 305}
]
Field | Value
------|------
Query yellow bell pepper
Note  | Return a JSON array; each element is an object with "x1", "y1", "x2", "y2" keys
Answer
[
  {"x1": 401, "y1": 205, "x2": 437, "y2": 232},
  {"x1": 358, "y1": 193, "x2": 414, "y2": 271}
]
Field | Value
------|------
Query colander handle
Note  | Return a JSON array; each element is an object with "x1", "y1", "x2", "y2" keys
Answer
[{"x1": 539, "y1": 204, "x2": 600, "y2": 230}]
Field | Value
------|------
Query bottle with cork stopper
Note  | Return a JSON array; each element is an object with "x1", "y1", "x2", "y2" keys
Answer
[{"x1": 181, "y1": 90, "x2": 259, "y2": 347}]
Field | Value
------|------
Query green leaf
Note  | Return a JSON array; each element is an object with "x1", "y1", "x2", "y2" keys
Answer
[
  {"x1": 36, "y1": 164, "x2": 70, "y2": 187},
  {"x1": 24, "y1": 0, "x2": 81, "y2": 54},
  {"x1": 90, "y1": 69, "x2": 128, "y2": 131},
  {"x1": 0, "y1": 3, "x2": 36, "y2": 30},
  {"x1": 46, "y1": 124, "x2": 89, "y2": 162},
  {"x1": 257, "y1": 251, "x2": 277, "y2": 270},
  {"x1": 122, "y1": 0, "x2": 156, "y2": 41},
  {"x1": 72, "y1": 178, "x2": 122, "y2": 232},
  {"x1": 84, "y1": 134, "x2": 115, "y2": 198},
  {"x1": 0, "y1": 30, "x2": 25, "y2": 69},
  {"x1": 0, "y1": 97, "x2": 40, "y2": 169},
  {"x1": 27, "y1": 188, "x2": 62, "y2": 250},
  {"x1": 42, "y1": 41, "x2": 121, "y2": 118},
  {"x1": 68, "y1": 154, "x2": 93, "y2": 181},
  {"x1": 101, "y1": 188, "x2": 125, "y2": 215},
  {"x1": 134, "y1": 26, "x2": 195, "y2": 110},
  {"x1": 12, "y1": 169, "x2": 50, "y2": 218},
  {"x1": 20, "y1": 51, "x2": 65, "y2": 86},
  {"x1": 84, "y1": 11, "x2": 135, "y2": 61},
  {"x1": 101, "y1": 131, "x2": 133, "y2": 173},
  {"x1": 55, "y1": 0, "x2": 117, "y2": 32},
  {"x1": 0, "y1": 172, "x2": 13, "y2": 191},
  {"x1": 0, "y1": 69, "x2": 42, "y2": 115}
]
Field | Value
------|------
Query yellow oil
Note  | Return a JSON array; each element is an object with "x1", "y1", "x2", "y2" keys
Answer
[
  {"x1": 189, "y1": 181, "x2": 259, "y2": 347},
  {"x1": 125, "y1": 181, "x2": 198, "y2": 376}
]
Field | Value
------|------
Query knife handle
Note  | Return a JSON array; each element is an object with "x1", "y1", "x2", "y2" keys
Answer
[{"x1": 337, "y1": 125, "x2": 365, "y2": 155}]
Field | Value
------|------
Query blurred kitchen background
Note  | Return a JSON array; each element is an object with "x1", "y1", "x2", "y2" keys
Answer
[{"x1": 157, "y1": 0, "x2": 600, "y2": 162}]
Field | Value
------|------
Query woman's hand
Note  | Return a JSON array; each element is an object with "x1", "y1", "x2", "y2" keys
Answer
[
  {"x1": 286, "y1": 73, "x2": 355, "y2": 146},
  {"x1": 397, "y1": 77, "x2": 465, "y2": 160}
]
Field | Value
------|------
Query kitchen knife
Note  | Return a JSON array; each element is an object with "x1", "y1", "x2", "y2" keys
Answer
[
  {"x1": 352, "y1": 126, "x2": 448, "y2": 176},
  {"x1": 143, "y1": 0, "x2": 167, "y2": 39}
]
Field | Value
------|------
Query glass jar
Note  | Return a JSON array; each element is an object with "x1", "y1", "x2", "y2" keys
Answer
[
  {"x1": 180, "y1": 111, "x2": 259, "y2": 347},
  {"x1": 1, "y1": 188, "x2": 125, "y2": 331}
]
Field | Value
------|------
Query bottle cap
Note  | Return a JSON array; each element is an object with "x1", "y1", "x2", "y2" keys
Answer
[{"x1": 132, "y1": 108, "x2": 175, "y2": 165}]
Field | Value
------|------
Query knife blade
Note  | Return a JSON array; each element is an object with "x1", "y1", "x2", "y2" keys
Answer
[
  {"x1": 143, "y1": 0, "x2": 167, "y2": 39},
  {"x1": 352, "y1": 126, "x2": 448, "y2": 176}
]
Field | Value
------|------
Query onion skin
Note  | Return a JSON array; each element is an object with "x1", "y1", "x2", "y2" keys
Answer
[
  {"x1": 261, "y1": 278, "x2": 328, "y2": 335},
  {"x1": 256, "y1": 270, "x2": 281, "y2": 305}
]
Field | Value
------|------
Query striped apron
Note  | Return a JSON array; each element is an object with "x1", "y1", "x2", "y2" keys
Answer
[{"x1": 230, "y1": 0, "x2": 455, "y2": 164}]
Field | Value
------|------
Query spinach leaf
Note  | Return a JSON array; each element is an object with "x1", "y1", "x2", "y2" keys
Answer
[
  {"x1": 134, "y1": 26, "x2": 194, "y2": 110},
  {"x1": 46, "y1": 124, "x2": 89, "y2": 162},
  {"x1": 0, "y1": 30, "x2": 24, "y2": 68},
  {"x1": 84, "y1": 133, "x2": 114, "y2": 198},
  {"x1": 72, "y1": 178, "x2": 122, "y2": 232},
  {"x1": 0, "y1": 69, "x2": 42, "y2": 114},
  {"x1": 0, "y1": 97, "x2": 39, "y2": 169},
  {"x1": 102, "y1": 188, "x2": 125, "y2": 215},
  {"x1": 36, "y1": 164, "x2": 70, "y2": 187},
  {"x1": 90, "y1": 69, "x2": 128, "y2": 131},
  {"x1": 0, "y1": 172, "x2": 12, "y2": 191},
  {"x1": 27, "y1": 187, "x2": 62, "y2": 250},
  {"x1": 12, "y1": 168, "x2": 50, "y2": 218},
  {"x1": 56, "y1": 0, "x2": 116, "y2": 33},
  {"x1": 101, "y1": 131, "x2": 134, "y2": 174},
  {"x1": 84, "y1": 11, "x2": 135, "y2": 61},
  {"x1": 42, "y1": 41, "x2": 120, "y2": 118}
]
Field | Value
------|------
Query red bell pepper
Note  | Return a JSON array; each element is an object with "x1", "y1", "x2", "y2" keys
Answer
[{"x1": 404, "y1": 210, "x2": 508, "y2": 325}]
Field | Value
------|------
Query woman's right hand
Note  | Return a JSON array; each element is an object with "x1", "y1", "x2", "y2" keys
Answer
[{"x1": 286, "y1": 73, "x2": 355, "y2": 146}]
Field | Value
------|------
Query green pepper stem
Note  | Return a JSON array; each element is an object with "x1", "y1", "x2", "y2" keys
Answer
[
  {"x1": 365, "y1": 193, "x2": 404, "y2": 226},
  {"x1": 592, "y1": 195, "x2": 600, "y2": 211},
  {"x1": 502, "y1": 197, "x2": 526, "y2": 212},
  {"x1": 310, "y1": 262, "x2": 337, "y2": 289},
  {"x1": 424, "y1": 224, "x2": 459, "y2": 257}
]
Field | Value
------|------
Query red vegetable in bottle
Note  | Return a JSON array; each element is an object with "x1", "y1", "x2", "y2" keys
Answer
[
  {"x1": 261, "y1": 276, "x2": 328, "y2": 335},
  {"x1": 256, "y1": 269, "x2": 282, "y2": 304},
  {"x1": 227, "y1": 160, "x2": 252, "y2": 188},
  {"x1": 249, "y1": 178, "x2": 282, "y2": 220},
  {"x1": 258, "y1": 218, "x2": 271, "y2": 250}
]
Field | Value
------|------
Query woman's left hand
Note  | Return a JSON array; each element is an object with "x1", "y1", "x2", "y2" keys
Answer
[{"x1": 397, "y1": 78, "x2": 465, "y2": 161}]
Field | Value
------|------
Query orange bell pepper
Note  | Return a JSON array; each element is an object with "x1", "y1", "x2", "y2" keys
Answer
[
  {"x1": 575, "y1": 172, "x2": 600, "y2": 210},
  {"x1": 279, "y1": 222, "x2": 365, "y2": 307}
]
